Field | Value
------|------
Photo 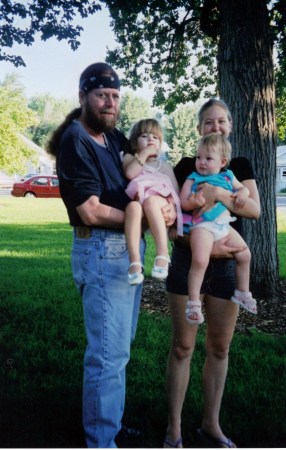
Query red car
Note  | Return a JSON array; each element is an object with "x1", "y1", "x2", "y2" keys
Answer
[{"x1": 11, "y1": 175, "x2": 60, "y2": 198}]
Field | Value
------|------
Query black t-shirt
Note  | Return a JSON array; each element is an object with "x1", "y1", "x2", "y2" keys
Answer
[
  {"x1": 57, "y1": 120, "x2": 130, "y2": 226},
  {"x1": 174, "y1": 156, "x2": 255, "y2": 235}
]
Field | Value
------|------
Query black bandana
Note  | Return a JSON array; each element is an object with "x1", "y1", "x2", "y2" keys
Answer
[{"x1": 79, "y1": 75, "x2": 120, "y2": 93}]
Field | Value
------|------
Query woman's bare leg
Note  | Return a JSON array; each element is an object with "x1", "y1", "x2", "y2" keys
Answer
[
  {"x1": 165, "y1": 291, "x2": 201, "y2": 447},
  {"x1": 201, "y1": 295, "x2": 239, "y2": 446}
]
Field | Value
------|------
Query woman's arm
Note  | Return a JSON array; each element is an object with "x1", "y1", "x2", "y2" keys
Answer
[
  {"x1": 196, "y1": 178, "x2": 260, "y2": 219},
  {"x1": 231, "y1": 175, "x2": 250, "y2": 208}
]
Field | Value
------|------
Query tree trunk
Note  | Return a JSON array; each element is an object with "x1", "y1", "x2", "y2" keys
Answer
[{"x1": 217, "y1": 0, "x2": 282, "y2": 298}]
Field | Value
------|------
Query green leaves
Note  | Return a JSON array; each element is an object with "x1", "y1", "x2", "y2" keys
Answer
[
  {"x1": 0, "y1": 0, "x2": 103, "y2": 66},
  {"x1": 0, "y1": 84, "x2": 38, "y2": 174},
  {"x1": 106, "y1": 0, "x2": 217, "y2": 112}
]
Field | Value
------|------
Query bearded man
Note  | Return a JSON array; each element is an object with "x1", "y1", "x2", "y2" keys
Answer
[{"x1": 48, "y1": 63, "x2": 175, "y2": 448}]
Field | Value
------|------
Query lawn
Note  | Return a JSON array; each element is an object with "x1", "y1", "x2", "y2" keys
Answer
[{"x1": 0, "y1": 197, "x2": 285, "y2": 448}]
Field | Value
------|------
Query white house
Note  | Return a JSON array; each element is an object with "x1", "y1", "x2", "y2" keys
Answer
[
  {"x1": 20, "y1": 135, "x2": 55, "y2": 175},
  {"x1": 277, "y1": 145, "x2": 286, "y2": 193},
  {"x1": 0, "y1": 136, "x2": 55, "y2": 188}
]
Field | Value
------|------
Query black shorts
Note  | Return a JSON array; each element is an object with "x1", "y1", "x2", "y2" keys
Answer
[{"x1": 166, "y1": 241, "x2": 236, "y2": 300}]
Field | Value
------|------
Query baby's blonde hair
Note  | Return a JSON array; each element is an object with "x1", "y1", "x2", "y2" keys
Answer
[
  {"x1": 197, "y1": 133, "x2": 232, "y2": 166},
  {"x1": 129, "y1": 119, "x2": 163, "y2": 153}
]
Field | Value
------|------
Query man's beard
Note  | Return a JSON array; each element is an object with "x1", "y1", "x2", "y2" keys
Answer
[{"x1": 84, "y1": 101, "x2": 119, "y2": 134}]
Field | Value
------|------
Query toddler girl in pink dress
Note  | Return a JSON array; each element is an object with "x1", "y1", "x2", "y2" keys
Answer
[{"x1": 123, "y1": 119, "x2": 183, "y2": 285}]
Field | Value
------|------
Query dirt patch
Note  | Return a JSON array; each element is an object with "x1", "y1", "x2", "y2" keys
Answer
[{"x1": 141, "y1": 278, "x2": 286, "y2": 335}]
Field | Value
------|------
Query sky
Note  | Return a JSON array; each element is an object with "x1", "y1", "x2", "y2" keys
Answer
[{"x1": 0, "y1": 6, "x2": 154, "y2": 102}]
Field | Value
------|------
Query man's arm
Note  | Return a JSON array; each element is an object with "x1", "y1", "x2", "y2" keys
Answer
[
  {"x1": 76, "y1": 195, "x2": 125, "y2": 227},
  {"x1": 77, "y1": 194, "x2": 176, "y2": 229}
]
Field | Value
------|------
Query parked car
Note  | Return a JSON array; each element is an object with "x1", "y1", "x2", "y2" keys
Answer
[{"x1": 11, "y1": 175, "x2": 60, "y2": 198}]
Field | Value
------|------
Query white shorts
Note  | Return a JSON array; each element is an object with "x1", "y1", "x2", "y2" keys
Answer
[{"x1": 191, "y1": 220, "x2": 231, "y2": 241}]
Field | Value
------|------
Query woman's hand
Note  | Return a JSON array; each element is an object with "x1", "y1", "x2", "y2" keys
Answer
[
  {"x1": 192, "y1": 183, "x2": 218, "y2": 216},
  {"x1": 211, "y1": 235, "x2": 247, "y2": 259}
]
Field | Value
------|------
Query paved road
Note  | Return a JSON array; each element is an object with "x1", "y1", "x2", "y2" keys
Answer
[
  {"x1": 276, "y1": 196, "x2": 286, "y2": 207},
  {"x1": 0, "y1": 188, "x2": 12, "y2": 196}
]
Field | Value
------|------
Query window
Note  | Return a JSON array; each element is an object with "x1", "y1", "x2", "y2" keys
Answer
[
  {"x1": 50, "y1": 178, "x2": 59, "y2": 187},
  {"x1": 32, "y1": 177, "x2": 48, "y2": 186}
]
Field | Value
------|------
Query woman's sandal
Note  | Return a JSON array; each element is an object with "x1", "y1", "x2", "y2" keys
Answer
[
  {"x1": 164, "y1": 437, "x2": 183, "y2": 448},
  {"x1": 197, "y1": 428, "x2": 236, "y2": 448},
  {"x1": 128, "y1": 262, "x2": 144, "y2": 285},
  {"x1": 185, "y1": 300, "x2": 204, "y2": 325},
  {"x1": 151, "y1": 255, "x2": 170, "y2": 280}
]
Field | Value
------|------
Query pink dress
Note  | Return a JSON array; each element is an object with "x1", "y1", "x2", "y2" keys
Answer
[{"x1": 125, "y1": 161, "x2": 183, "y2": 236}]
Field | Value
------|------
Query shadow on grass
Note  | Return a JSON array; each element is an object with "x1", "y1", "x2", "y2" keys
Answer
[{"x1": 0, "y1": 389, "x2": 85, "y2": 448}]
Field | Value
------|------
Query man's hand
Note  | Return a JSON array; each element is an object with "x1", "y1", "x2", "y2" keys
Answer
[
  {"x1": 162, "y1": 196, "x2": 176, "y2": 227},
  {"x1": 211, "y1": 235, "x2": 247, "y2": 259}
]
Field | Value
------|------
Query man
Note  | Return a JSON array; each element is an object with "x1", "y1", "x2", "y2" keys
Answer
[{"x1": 48, "y1": 62, "x2": 175, "y2": 448}]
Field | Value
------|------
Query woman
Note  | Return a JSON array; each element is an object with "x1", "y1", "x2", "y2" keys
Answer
[{"x1": 164, "y1": 99, "x2": 261, "y2": 448}]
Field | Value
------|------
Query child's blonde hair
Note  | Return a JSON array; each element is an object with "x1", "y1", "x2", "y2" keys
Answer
[
  {"x1": 197, "y1": 133, "x2": 232, "y2": 166},
  {"x1": 129, "y1": 119, "x2": 163, "y2": 153}
]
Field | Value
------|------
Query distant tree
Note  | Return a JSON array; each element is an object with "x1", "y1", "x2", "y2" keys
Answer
[
  {"x1": 0, "y1": 86, "x2": 38, "y2": 174},
  {"x1": 0, "y1": 72, "x2": 25, "y2": 93},
  {"x1": 27, "y1": 94, "x2": 77, "y2": 147},
  {"x1": 0, "y1": 1, "x2": 102, "y2": 66},
  {"x1": 118, "y1": 92, "x2": 153, "y2": 135},
  {"x1": 165, "y1": 103, "x2": 199, "y2": 165}
]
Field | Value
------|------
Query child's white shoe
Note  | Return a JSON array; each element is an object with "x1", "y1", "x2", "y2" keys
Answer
[
  {"x1": 128, "y1": 262, "x2": 144, "y2": 285},
  {"x1": 152, "y1": 255, "x2": 170, "y2": 280},
  {"x1": 231, "y1": 290, "x2": 257, "y2": 314}
]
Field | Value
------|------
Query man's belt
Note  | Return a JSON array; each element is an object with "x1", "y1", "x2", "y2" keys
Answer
[
  {"x1": 74, "y1": 226, "x2": 124, "y2": 239},
  {"x1": 75, "y1": 226, "x2": 92, "y2": 239}
]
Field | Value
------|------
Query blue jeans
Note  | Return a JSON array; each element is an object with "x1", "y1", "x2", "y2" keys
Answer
[{"x1": 71, "y1": 229, "x2": 145, "y2": 448}]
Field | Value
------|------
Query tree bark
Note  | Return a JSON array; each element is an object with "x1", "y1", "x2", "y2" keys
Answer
[{"x1": 217, "y1": 0, "x2": 282, "y2": 298}]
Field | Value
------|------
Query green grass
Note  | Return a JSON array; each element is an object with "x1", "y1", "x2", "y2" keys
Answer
[{"x1": 0, "y1": 197, "x2": 285, "y2": 447}]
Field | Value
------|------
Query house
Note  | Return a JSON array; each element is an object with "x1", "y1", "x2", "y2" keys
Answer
[
  {"x1": 0, "y1": 136, "x2": 55, "y2": 188},
  {"x1": 20, "y1": 135, "x2": 55, "y2": 175},
  {"x1": 277, "y1": 145, "x2": 286, "y2": 193}
]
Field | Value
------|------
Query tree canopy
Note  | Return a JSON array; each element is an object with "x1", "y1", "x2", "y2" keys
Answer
[
  {"x1": 0, "y1": 84, "x2": 38, "y2": 174},
  {"x1": 27, "y1": 94, "x2": 77, "y2": 148},
  {"x1": 0, "y1": 0, "x2": 102, "y2": 67},
  {"x1": 105, "y1": 0, "x2": 286, "y2": 113},
  {"x1": 117, "y1": 92, "x2": 153, "y2": 135}
]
